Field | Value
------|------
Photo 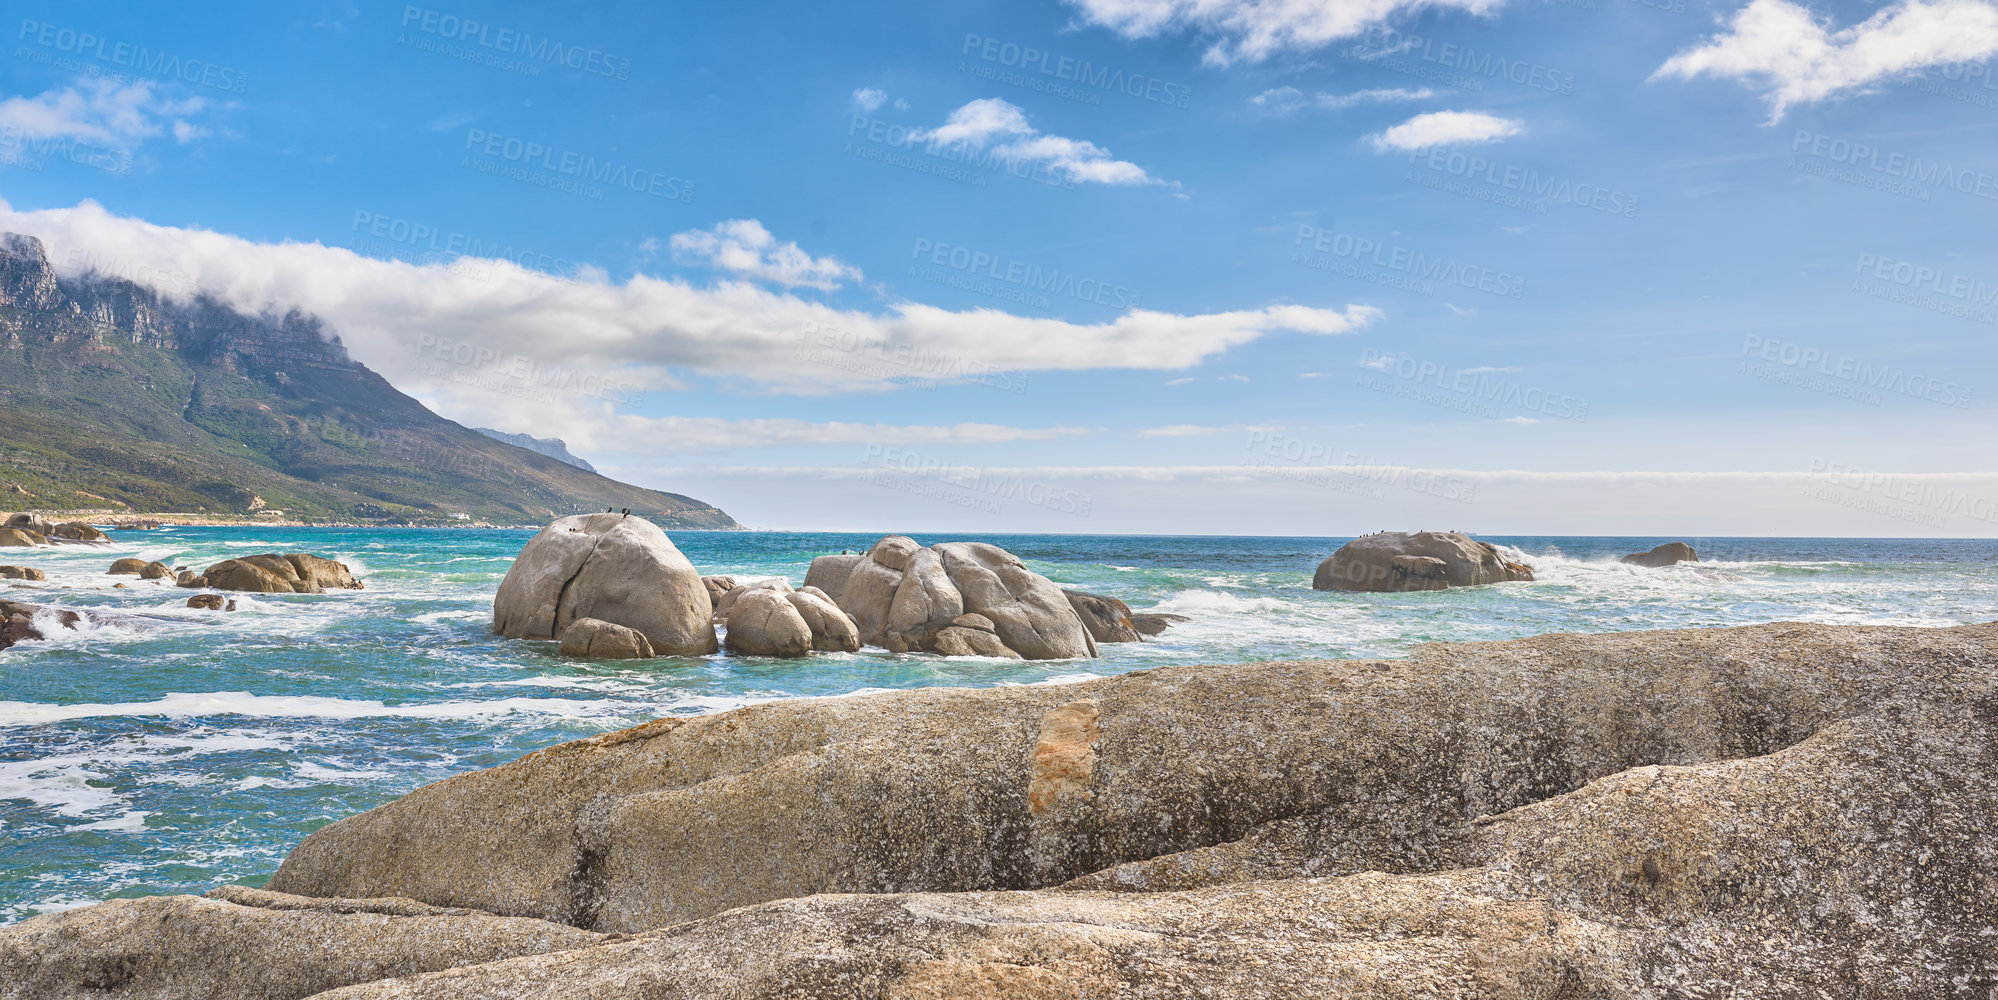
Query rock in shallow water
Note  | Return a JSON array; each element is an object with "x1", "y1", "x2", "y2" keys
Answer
[
  {"x1": 1621, "y1": 541, "x2": 1699, "y2": 567},
  {"x1": 1313, "y1": 530, "x2": 1534, "y2": 592},
  {"x1": 557, "y1": 617, "x2": 654, "y2": 659},
  {"x1": 491, "y1": 514, "x2": 715, "y2": 657}
]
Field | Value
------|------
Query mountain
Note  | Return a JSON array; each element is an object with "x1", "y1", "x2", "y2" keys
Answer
[
  {"x1": 0, "y1": 234, "x2": 736, "y2": 528},
  {"x1": 474, "y1": 428, "x2": 597, "y2": 473}
]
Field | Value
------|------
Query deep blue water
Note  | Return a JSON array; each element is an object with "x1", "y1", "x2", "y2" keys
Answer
[{"x1": 1, "y1": 527, "x2": 1993, "y2": 921}]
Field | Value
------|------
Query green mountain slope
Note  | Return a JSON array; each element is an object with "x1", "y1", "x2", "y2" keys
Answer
[{"x1": 0, "y1": 234, "x2": 735, "y2": 528}]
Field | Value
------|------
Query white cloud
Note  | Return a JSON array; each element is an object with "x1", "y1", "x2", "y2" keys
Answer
[
  {"x1": 1064, "y1": 0, "x2": 1504, "y2": 66},
  {"x1": 1218, "y1": 374, "x2": 1251, "y2": 382},
  {"x1": 914, "y1": 98, "x2": 1169, "y2": 186},
  {"x1": 1165, "y1": 377, "x2": 1198, "y2": 385},
  {"x1": 0, "y1": 76, "x2": 206, "y2": 149},
  {"x1": 851, "y1": 88, "x2": 888, "y2": 112},
  {"x1": 1367, "y1": 110, "x2": 1522, "y2": 152},
  {"x1": 1249, "y1": 85, "x2": 1435, "y2": 114},
  {"x1": 668, "y1": 219, "x2": 861, "y2": 290},
  {"x1": 1139, "y1": 424, "x2": 1222, "y2": 436},
  {"x1": 1654, "y1": 0, "x2": 1998, "y2": 121},
  {"x1": 1501, "y1": 415, "x2": 1539, "y2": 425},
  {"x1": 2, "y1": 199, "x2": 1379, "y2": 448},
  {"x1": 608, "y1": 415, "x2": 1086, "y2": 452}
]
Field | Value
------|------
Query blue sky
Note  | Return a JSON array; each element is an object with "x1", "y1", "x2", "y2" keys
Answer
[{"x1": 2, "y1": 0, "x2": 1995, "y2": 535}]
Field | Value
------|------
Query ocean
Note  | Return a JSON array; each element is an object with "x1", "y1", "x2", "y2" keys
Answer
[{"x1": 1, "y1": 527, "x2": 1994, "y2": 922}]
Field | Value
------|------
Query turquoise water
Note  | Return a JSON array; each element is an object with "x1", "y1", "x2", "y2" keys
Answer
[{"x1": 2, "y1": 527, "x2": 1994, "y2": 921}]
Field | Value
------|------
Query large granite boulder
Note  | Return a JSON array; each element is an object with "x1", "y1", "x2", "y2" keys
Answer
[
  {"x1": 492, "y1": 514, "x2": 717, "y2": 657},
  {"x1": 789, "y1": 586, "x2": 861, "y2": 652},
  {"x1": 699, "y1": 575, "x2": 736, "y2": 608},
  {"x1": 1313, "y1": 531, "x2": 1534, "y2": 592},
  {"x1": 0, "y1": 527, "x2": 45, "y2": 547},
  {"x1": 0, "y1": 886, "x2": 603, "y2": 1000},
  {"x1": 558, "y1": 618, "x2": 655, "y2": 659},
  {"x1": 0, "y1": 566, "x2": 43, "y2": 581},
  {"x1": 1621, "y1": 541, "x2": 1699, "y2": 568},
  {"x1": 825, "y1": 536, "x2": 1095, "y2": 659},
  {"x1": 1063, "y1": 590, "x2": 1141, "y2": 643},
  {"x1": 801, "y1": 552, "x2": 863, "y2": 599}
]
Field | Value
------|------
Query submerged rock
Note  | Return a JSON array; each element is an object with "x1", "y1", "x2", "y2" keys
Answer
[
  {"x1": 1129, "y1": 612, "x2": 1189, "y2": 636},
  {"x1": 1313, "y1": 531, "x2": 1534, "y2": 592},
  {"x1": 558, "y1": 618, "x2": 655, "y2": 659},
  {"x1": 47, "y1": 520, "x2": 109, "y2": 543},
  {"x1": 1063, "y1": 590, "x2": 1142, "y2": 643},
  {"x1": 492, "y1": 514, "x2": 716, "y2": 658},
  {"x1": 1621, "y1": 541, "x2": 1699, "y2": 567},
  {"x1": 201, "y1": 554, "x2": 364, "y2": 594}
]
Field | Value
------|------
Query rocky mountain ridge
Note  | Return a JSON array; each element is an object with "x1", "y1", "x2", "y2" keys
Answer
[{"x1": 0, "y1": 233, "x2": 735, "y2": 527}]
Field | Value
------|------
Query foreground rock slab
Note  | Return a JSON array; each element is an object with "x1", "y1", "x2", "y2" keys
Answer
[
  {"x1": 272, "y1": 622, "x2": 1992, "y2": 941},
  {"x1": 0, "y1": 886, "x2": 604, "y2": 1000}
]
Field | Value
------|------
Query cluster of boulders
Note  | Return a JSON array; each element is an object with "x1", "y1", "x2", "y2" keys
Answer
[
  {"x1": 1313, "y1": 530, "x2": 1535, "y2": 593},
  {"x1": 0, "y1": 565, "x2": 44, "y2": 581},
  {"x1": 0, "y1": 513, "x2": 109, "y2": 545},
  {"x1": 494, "y1": 517, "x2": 1175, "y2": 662},
  {"x1": 1621, "y1": 541, "x2": 1698, "y2": 567},
  {"x1": 7, "y1": 621, "x2": 1991, "y2": 997}
]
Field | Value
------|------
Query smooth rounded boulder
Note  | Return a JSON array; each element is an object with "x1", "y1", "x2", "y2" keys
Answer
[
  {"x1": 559, "y1": 618, "x2": 656, "y2": 659},
  {"x1": 1621, "y1": 541, "x2": 1698, "y2": 568},
  {"x1": 801, "y1": 553, "x2": 863, "y2": 599},
  {"x1": 724, "y1": 585, "x2": 812, "y2": 658},
  {"x1": 1313, "y1": 531, "x2": 1534, "y2": 592},
  {"x1": 109, "y1": 557, "x2": 169, "y2": 577},
  {"x1": 0, "y1": 566, "x2": 44, "y2": 581},
  {"x1": 493, "y1": 514, "x2": 717, "y2": 657}
]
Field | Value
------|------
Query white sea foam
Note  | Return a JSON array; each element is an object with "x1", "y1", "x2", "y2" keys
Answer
[
  {"x1": 0, "y1": 692, "x2": 674, "y2": 726},
  {"x1": 1150, "y1": 589, "x2": 1287, "y2": 615}
]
